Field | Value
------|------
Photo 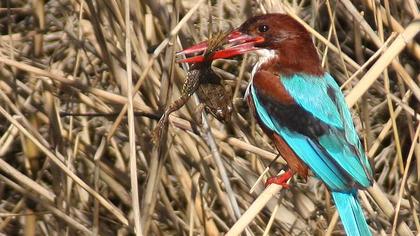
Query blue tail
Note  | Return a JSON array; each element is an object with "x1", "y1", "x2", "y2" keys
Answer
[{"x1": 332, "y1": 190, "x2": 371, "y2": 236}]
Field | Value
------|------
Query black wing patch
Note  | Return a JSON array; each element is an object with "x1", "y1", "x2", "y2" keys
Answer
[{"x1": 254, "y1": 87, "x2": 330, "y2": 139}]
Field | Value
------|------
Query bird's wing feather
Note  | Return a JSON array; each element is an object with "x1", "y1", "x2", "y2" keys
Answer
[{"x1": 251, "y1": 73, "x2": 373, "y2": 190}]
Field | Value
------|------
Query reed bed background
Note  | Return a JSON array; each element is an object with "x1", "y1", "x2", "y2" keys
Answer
[{"x1": 0, "y1": 0, "x2": 419, "y2": 235}]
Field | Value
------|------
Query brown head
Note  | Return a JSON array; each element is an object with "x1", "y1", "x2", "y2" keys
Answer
[
  {"x1": 236, "y1": 14, "x2": 323, "y2": 75},
  {"x1": 179, "y1": 14, "x2": 323, "y2": 76}
]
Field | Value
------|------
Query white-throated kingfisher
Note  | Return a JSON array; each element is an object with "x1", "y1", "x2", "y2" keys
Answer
[{"x1": 179, "y1": 14, "x2": 374, "y2": 236}]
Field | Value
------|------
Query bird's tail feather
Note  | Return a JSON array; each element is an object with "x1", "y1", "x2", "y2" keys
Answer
[{"x1": 331, "y1": 190, "x2": 371, "y2": 236}]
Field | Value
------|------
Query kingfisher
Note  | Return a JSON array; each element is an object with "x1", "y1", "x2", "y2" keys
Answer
[{"x1": 178, "y1": 14, "x2": 374, "y2": 236}]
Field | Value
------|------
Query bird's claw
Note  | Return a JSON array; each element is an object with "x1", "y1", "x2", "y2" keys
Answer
[{"x1": 265, "y1": 169, "x2": 293, "y2": 188}]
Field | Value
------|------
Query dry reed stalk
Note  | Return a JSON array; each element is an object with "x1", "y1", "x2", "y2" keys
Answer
[
  {"x1": 0, "y1": 174, "x2": 92, "y2": 234},
  {"x1": 346, "y1": 20, "x2": 420, "y2": 107},
  {"x1": 225, "y1": 170, "x2": 287, "y2": 236},
  {"x1": 124, "y1": 0, "x2": 143, "y2": 234},
  {"x1": 0, "y1": 106, "x2": 128, "y2": 225},
  {"x1": 391, "y1": 124, "x2": 420, "y2": 236}
]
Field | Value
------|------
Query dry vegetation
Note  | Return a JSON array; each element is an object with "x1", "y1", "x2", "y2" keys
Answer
[{"x1": 0, "y1": 0, "x2": 419, "y2": 235}]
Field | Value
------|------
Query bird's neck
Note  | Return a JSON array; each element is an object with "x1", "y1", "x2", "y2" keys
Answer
[{"x1": 253, "y1": 42, "x2": 323, "y2": 78}]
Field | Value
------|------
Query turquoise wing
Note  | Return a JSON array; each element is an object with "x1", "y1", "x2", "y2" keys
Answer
[{"x1": 251, "y1": 73, "x2": 373, "y2": 190}]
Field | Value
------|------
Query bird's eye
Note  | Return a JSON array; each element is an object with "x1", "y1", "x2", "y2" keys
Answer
[{"x1": 258, "y1": 25, "x2": 269, "y2": 32}]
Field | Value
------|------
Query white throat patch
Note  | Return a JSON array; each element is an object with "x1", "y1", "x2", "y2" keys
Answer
[
  {"x1": 245, "y1": 49, "x2": 277, "y2": 98},
  {"x1": 251, "y1": 49, "x2": 277, "y2": 78}
]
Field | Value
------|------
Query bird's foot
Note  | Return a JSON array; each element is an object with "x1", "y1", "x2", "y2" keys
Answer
[{"x1": 265, "y1": 169, "x2": 293, "y2": 189}]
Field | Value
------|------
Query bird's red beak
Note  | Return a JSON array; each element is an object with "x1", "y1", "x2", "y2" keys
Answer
[{"x1": 177, "y1": 30, "x2": 264, "y2": 63}]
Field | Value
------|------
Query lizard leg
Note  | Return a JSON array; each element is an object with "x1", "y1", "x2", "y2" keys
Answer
[
  {"x1": 152, "y1": 95, "x2": 191, "y2": 143},
  {"x1": 193, "y1": 103, "x2": 206, "y2": 125}
]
